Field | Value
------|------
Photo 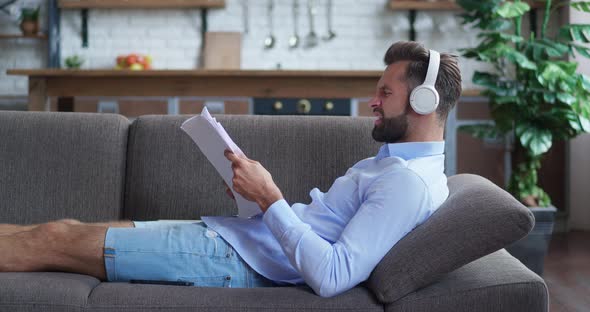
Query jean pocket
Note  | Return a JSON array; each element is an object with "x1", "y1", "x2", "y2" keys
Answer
[{"x1": 180, "y1": 275, "x2": 232, "y2": 288}]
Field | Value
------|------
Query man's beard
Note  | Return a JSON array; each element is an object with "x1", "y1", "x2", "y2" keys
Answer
[{"x1": 372, "y1": 109, "x2": 409, "y2": 143}]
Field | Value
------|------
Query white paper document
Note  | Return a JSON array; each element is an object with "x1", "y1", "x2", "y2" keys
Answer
[{"x1": 180, "y1": 107, "x2": 261, "y2": 218}]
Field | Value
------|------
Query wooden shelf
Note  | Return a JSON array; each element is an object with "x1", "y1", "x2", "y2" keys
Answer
[
  {"x1": 389, "y1": 1, "x2": 548, "y2": 11},
  {"x1": 389, "y1": 1, "x2": 461, "y2": 11},
  {"x1": 0, "y1": 33, "x2": 47, "y2": 39},
  {"x1": 58, "y1": 0, "x2": 225, "y2": 9}
]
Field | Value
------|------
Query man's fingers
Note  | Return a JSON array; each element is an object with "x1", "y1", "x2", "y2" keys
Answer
[
  {"x1": 224, "y1": 149, "x2": 239, "y2": 162},
  {"x1": 225, "y1": 187, "x2": 235, "y2": 199}
]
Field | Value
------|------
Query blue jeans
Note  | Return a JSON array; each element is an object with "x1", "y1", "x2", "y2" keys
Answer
[{"x1": 104, "y1": 220, "x2": 276, "y2": 288}]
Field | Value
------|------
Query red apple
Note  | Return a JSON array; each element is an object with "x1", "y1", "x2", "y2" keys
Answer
[
  {"x1": 126, "y1": 54, "x2": 138, "y2": 66},
  {"x1": 116, "y1": 55, "x2": 126, "y2": 67},
  {"x1": 136, "y1": 55, "x2": 145, "y2": 64}
]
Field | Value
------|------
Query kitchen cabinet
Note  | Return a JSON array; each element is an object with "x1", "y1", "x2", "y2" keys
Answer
[{"x1": 7, "y1": 69, "x2": 382, "y2": 111}]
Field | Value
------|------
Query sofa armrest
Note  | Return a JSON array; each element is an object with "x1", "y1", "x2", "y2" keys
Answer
[{"x1": 385, "y1": 249, "x2": 548, "y2": 312}]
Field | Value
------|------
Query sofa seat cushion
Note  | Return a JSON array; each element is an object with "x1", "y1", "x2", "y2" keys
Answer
[
  {"x1": 367, "y1": 174, "x2": 535, "y2": 303},
  {"x1": 0, "y1": 272, "x2": 100, "y2": 312},
  {"x1": 385, "y1": 250, "x2": 548, "y2": 312},
  {"x1": 87, "y1": 283, "x2": 382, "y2": 312}
]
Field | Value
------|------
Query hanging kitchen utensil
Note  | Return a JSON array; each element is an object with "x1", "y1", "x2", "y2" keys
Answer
[
  {"x1": 264, "y1": 0, "x2": 276, "y2": 49},
  {"x1": 323, "y1": 0, "x2": 336, "y2": 41},
  {"x1": 288, "y1": 0, "x2": 300, "y2": 49},
  {"x1": 242, "y1": 0, "x2": 249, "y2": 34},
  {"x1": 304, "y1": 0, "x2": 318, "y2": 48}
]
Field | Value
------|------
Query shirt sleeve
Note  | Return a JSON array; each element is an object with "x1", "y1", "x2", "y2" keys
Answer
[{"x1": 262, "y1": 169, "x2": 431, "y2": 298}]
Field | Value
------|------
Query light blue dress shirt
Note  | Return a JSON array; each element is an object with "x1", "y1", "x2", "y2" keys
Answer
[{"x1": 202, "y1": 141, "x2": 448, "y2": 297}]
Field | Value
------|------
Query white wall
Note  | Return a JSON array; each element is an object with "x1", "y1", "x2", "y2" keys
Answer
[
  {"x1": 0, "y1": 0, "x2": 481, "y2": 96},
  {"x1": 0, "y1": 0, "x2": 47, "y2": 96},
  {"x1": 568, "y1": 8, "x2": 590, "y2": 231}
]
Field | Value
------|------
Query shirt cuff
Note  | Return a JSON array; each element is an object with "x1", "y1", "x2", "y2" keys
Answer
[{"x1": 263, "y1": 199, "x2": 303, "y2": 239}]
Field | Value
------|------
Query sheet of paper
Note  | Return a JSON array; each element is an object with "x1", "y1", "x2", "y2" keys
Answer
[{"x1": 180, "y1": 107, "x2": 261, "y2": 218}]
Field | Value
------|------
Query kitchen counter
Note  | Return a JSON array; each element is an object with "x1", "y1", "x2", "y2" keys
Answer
[{"x1": 7, "y1": 69, "x2": 383, "y2": 111}]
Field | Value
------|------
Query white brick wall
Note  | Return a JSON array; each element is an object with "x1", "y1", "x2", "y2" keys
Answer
[
  {"x1": 0, "y1": 0, "x2": 47, "y2": 96},
  {"x1": 1, "y1": 0, "x2": 486, "y2": 96}
]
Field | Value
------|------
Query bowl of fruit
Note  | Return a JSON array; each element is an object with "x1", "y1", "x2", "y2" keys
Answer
[{"x1": 115, "y1": 53, "x2": 153, "y2": 70}]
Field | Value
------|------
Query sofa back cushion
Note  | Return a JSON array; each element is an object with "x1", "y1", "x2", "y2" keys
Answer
[
  {"x1": 124, "y1": 115, "x2": 380, "y2": 220},
  {"x1": 0, "y1": 111, "x2": 129, "y2": 224},
  {"x1": 366, "y1": 173, "x2": 535, "y2": 303}
]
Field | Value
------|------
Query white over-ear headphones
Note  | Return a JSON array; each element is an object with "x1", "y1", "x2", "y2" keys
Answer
[{"x1": 409, "y1": 49, "x2": 440, "y2": 115}]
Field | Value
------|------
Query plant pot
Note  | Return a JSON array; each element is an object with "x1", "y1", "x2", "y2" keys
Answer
[
  {"x1": 505, "y1": 207, "x2": 557, "y2": 276},
  {"x1": 20, "y1": 20, "x2": 39, "y2": 36}
]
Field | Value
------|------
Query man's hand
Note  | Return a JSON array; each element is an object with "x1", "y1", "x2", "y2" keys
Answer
[
  {"x1": 224, "y1": 150, "x2": 284, "y2": 213},
  {"x1": 223, "y1": 181, "x2": 235, "y2": 200}
]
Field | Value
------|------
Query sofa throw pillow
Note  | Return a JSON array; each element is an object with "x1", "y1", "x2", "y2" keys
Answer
[{"x1": 366, "y1": 174, "x2": 534, "y2": 303}]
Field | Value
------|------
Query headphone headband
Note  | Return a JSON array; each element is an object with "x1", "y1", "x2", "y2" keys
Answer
[{"x1": 423, "y1": 50, "x2": 440, "y2": 87}]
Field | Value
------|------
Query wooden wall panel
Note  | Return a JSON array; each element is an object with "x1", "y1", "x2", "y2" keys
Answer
[
  {"x1": 118, "y1": 100, "x2": 167, "y2": 116},
  {"x1": 456, "y1": 132, "x2": 506, "y2": 187}
]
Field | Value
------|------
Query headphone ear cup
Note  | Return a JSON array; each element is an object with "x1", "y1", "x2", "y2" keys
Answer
[{"x1": 410, "y1": 86, "x2": 439, "y2": 115}]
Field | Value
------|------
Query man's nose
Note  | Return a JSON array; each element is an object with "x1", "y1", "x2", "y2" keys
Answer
[{"x1": 368, "y1": 98, "x2": 381, "y2": 109}]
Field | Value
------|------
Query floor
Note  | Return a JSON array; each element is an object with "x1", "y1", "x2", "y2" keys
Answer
[{"x1": 544, "y1": 231, "x2": 590, "y2": 312}]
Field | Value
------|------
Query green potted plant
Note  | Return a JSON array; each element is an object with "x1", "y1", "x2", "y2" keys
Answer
[
  {"x1": 19, "y1": 6, "x2": 40, "y2": 36},
  {"x1": 64, "y1": 55, "x2": 85, "y2": 69},
  {"x1": 456, "y1": 0, "x2": 590, "y2": 275}
]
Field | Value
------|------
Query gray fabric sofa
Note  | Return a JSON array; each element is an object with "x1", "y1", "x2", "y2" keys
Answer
[{"x1": 0, "y1": 111, "x2": 548, "y2": 311}]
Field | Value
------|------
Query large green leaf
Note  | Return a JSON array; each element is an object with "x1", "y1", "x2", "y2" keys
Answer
[
  {"x1": 581, "y1": 74, "x2": 590, "y2": 92},
  {"x1": 516, "y1": 125, "x2": 553, "y2": 156},
  {"x1": 571, "y1": 1, "x2": 590, "y2": 12},
  {"x1": 581, "y1": 116, "x2": 590, "y2": 132},
  {"x1": 557, "y1": 92, "x2": 577, "y2": 105},
  {"x1": 560, "y1": 24, "x2": 590, "y2": 43},
  {"x1": 563, "y1": 108, "x2": 590, "y2": 133},
  {"x1": 526, "y1": 38, "x2": 569, "y2": 59},
  {"x1": 559, "y1": 79, "x2": 575, "y2": 93},
  {"x1": 538, "y1": 64, "x2": 563, "y2": 87},
  {"x1": 570, "y1": 43, "x2": 590, "y2": 58},
  {"x1": 558, "y1": 61, "x2": 580, "y2": 75},
  {"x1": 484, "y1": 19, "x2": 513, "y2": 31},
  {"x1": 457, "y1": 0, "x2": 512, "y2": 31},
  {"x1": 496, "y1": 1, "x2": 530, "y2": 18},
  {"x1": 544, "y1": 92, "x2": 556, "y2": 103},
  {"x1": 505, "y1": 49, "x2": 537, "y2": 70},
  {"x1": 537, "y1": 62, "x2": 576, "y2": 88}
]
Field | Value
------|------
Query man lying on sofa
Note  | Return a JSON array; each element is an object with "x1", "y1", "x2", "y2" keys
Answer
[{"x1": 0, "y1": 41, "x2": 461, "y2": 298}]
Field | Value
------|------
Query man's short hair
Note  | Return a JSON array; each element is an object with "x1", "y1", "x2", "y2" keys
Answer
[{"x1": 384, "y1": 41, "x2": 462, "y2": 123}]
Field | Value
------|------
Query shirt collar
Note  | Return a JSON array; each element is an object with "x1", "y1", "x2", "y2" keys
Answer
[{"x1": 375, "y1": 141, "x2": 445, "y2": 161}]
